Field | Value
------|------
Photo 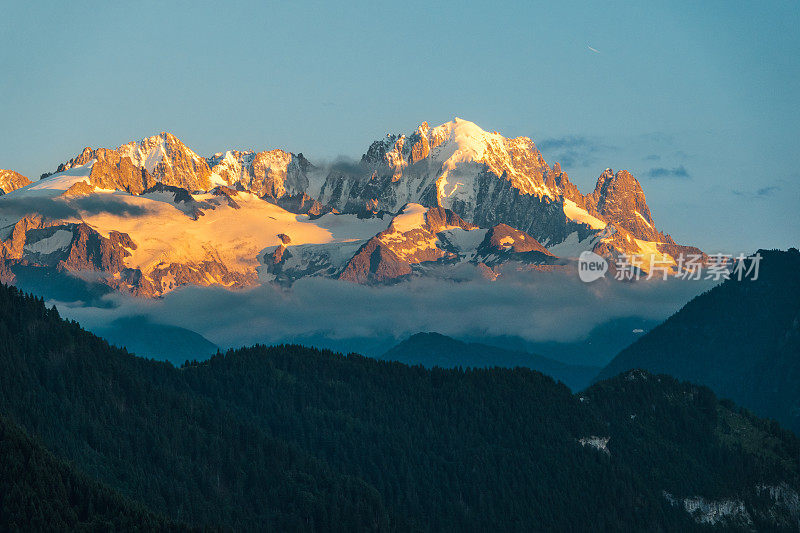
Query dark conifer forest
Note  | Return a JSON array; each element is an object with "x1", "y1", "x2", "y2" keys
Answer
[
  {"x1": 599, "y1": 248, "x2": 800, "y2": 434},
  {"x1": 1, "y1": 281, "x2": 799, "y2": 530}
]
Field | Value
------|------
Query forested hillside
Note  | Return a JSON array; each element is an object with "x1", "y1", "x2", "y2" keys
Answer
[
  {"x1": 381, "y1": 331, "x2": 599, "y2": 390},
  {"x1": 0, "y1": 282, "x2": 799, "y2": 530},
  {"x1": 0, "y1": 414, "x2": 184, "y2": 531},
  {"x1": 0, "y1": 286, "x2": 388, "y2": 531},
  {"x1": 598, "y1": 248, "x2": 800, "y2": 434}
]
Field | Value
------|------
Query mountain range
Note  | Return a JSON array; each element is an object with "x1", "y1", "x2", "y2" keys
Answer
[{"x1": 0, "y1": 119, "x2": 702, "y2": 297}]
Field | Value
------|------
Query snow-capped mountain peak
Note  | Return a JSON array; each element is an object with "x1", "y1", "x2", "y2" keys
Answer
[
  {"x1": 116, "y1": 132, "x2": 201, "y2": 172},
  {"x1": 54, "y1": 132, "x2": 212, "y2": 192},
  {"x1": 0, "y1": 119, "x2": 703, "y2": 293},
  {"x1": 207, "y1": 148, "x2": 310, "y2": 199}
]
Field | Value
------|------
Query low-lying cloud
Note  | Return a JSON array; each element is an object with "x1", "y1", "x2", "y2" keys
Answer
[
  {"x1": 52, "y1": 267, "x2": 714, "y2": 356},
  {"x1": 314, "y1": 156, "x2": 365, "y2": 176},
  {"x1": 0, "y1": 195, "x2": 149, "y2": 220}
]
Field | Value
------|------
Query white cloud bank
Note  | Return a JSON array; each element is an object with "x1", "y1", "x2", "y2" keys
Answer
[{"x1": 51, "y1": 266, "x2": 715, "y2": 354}]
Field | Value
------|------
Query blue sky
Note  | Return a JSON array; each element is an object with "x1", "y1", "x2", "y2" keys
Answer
[{"x1": 1, "y1": 0, "x2": 797, "y2": 252}]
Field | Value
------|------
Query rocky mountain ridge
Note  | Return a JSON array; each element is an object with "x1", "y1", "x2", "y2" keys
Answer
[{"x1": 0, "y1": 119, "x2": 701, "y2": 295}]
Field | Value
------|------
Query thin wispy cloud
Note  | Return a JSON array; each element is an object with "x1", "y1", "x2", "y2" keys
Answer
[
  {"x1": 537, "y1": 135, "x2": 610, "y2": 169},
  {"x1": 647, "y1": 165, "x2": 690, "y2": 179},
  {"x1": 733, "y1": 185, "x2": 781, "y2": 199}
]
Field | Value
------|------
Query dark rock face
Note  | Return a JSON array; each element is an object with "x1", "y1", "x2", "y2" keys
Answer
[
  {"x1": 1, "y1": 215, "x2": 49, "y2": 260},
  {"x1": 585, "y1": 169, "x2": 662, "y2": 242},
  {"x1": 339, "y1": 237, "x2": 412, "y2": 284},
  {"x1": 142, "y1": 182, "x2": 194, "y2": 203},
  {"x1": 89, "y1": 150, "x2": 156, "y2": 194},
  {"x1": 466, "y1": 171, "x2": 582, "y2": 245},
  {"x1": 469, "y1": 224, "x2": 559, "y2": 269},
  {"x1": 479, "y1": 224, "x2": 553, "y2": 255},
  {"x1": 1, "y1": 219, "x2": 134, "y2": 281},
  {"x1": 423, "y1": 206, "x2": 476, "y2": 233},
  {"x1": 210, "y1": 186, "x2": 241, "y2": 209},
  {"x1": 140, "y1": 183, "x2": 224, "y2": 220},
  {"x1": 548, "y1": 162, "x2": 585, "y2": 207},
  {"x1": 272, "y1": 192, "x2": 334, "y2": 216},
  {"x1": 129, "y1": 260, "x2": 256, "y2": 297},
  {"x1": 0, "y1": 259, "x2": 13, "y2": 284},
  {"x1": 316, "y1": 170, "x2": 423, "y2": 217},
  {"x1": 60, "y1": 225, "x2": 134, "y2": 273}
]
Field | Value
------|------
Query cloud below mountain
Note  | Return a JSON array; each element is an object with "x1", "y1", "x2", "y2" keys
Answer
[
  {"x1": 0, "y1": 195, "x2": 150, "y2": 219},
  {"x1": 52, "y1": 267, "x2": 714, "y2": 356}
]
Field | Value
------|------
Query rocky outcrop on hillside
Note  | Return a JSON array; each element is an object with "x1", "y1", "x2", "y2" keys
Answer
[
  {"x1": 88, "y1": 150, "x2": 156, "y2": 193},
  {"x1": 584, "y1": 169, "x2": 662, "y2": 242},
  {"x1": 0, "y1": 169, "x2": 31, "y2": 195},
  {"x1": 0, "y1": 208, "x2": 261, "y2": 297},
  {"x1": 338, "y1": 237, "x2": 413, "y2": 284},
  {"x1": 117, "y1": 257, "x2": 257, "y2": 297},
  {"x1": 1, "y1": 217, "x2": 134, "y2": 276},
  {"x1": 272, "y1": 192, "x2": 334, "y2": 216}
]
